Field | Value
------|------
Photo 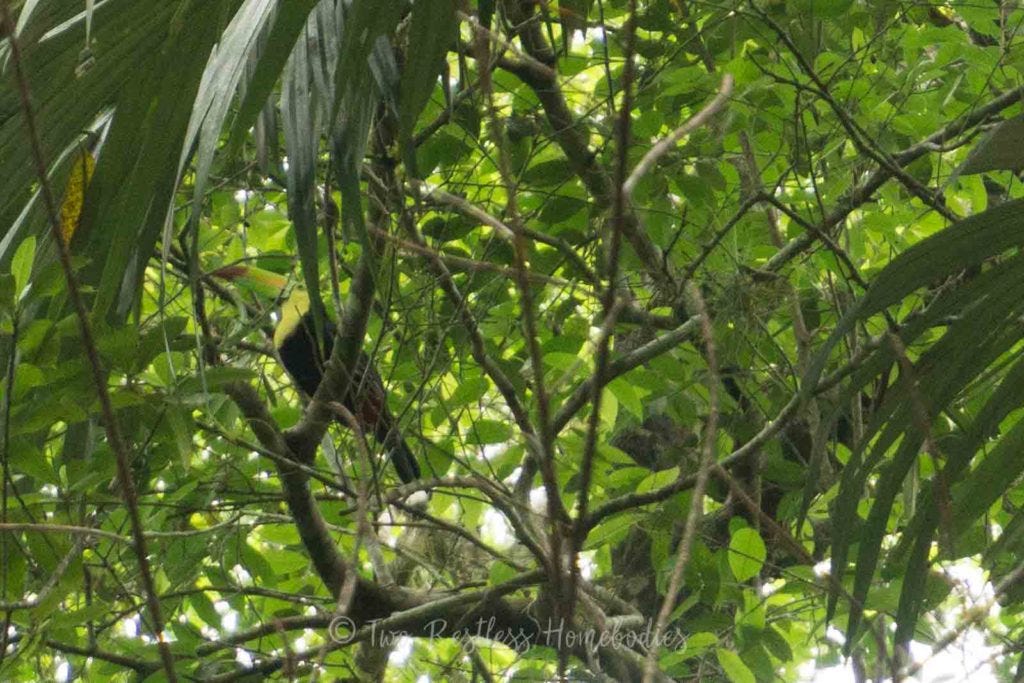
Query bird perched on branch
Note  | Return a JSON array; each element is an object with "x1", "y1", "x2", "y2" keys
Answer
[{"x1": 213, "y1": 265, "x2": 421, "y2": 484}]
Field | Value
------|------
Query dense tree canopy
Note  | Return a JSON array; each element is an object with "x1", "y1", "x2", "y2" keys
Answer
[{"x1": 2, "y1": 0, "x2": 1024, "y2": 680}]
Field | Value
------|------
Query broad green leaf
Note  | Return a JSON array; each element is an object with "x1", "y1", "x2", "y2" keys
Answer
[
  {"x1": 178, "y1": 367, "x2": 257, "y2": 395},
  {"x1": 489, "y1": 561, "x2": 518, "y2": 585},
  {"x1": 81, "y1": 0, "x2": 229, "y2": 322},
  {"x1": 225, "y1": 0, "x2": 320, "y2": 156},
  {"x1": 716, "y1": 648, "x2": 755, "y2": 683},
  {"x1": 955, "y1": 115, "x2": 1024, "y2": 176},
  {"x1": 399, "y1": 0, "x2": 456, "y2": 174},
  {"x1": 282, "y1": 9, "x2": 326, "y2": 332},
  {"x1": 761, "y1": 626, "x2": 794, "y2": 662},
  {"x1": 8, "y1": 439, "x2": 59, "y2": 484},
  {"x1": 585, "y1": 512, "x2": 642, "y2": 550},
  {"x1": 185, "y1": 0, "x2": 277, "y2": 225},
  {"x1": 450, "y1": 376, "x2": 489, "y2": 406},
  {"x1": 834, "y1": 256, "x2": 1024, "y2": 643},
  {"x1": 638, "y1": 467, "x2": 679, "y2": 493},
  {"x1": 608, "y1": 377, "x2": 643, "y2": 419},
  {"x1": 0, "y1": 0, "x2": 180, "y2": 268},
  {"x1": 599, "y1": 387, "x2": 618, "y2": 430},
  {"x1": 11, "y1": 235, "x2": 35, "y2": 300},
  {"x1": 728, "y1": 528, "x2": 766, "y2": 582},
  {"x1": 470, "y1": 419, "x2": 512, "y2": 445}
]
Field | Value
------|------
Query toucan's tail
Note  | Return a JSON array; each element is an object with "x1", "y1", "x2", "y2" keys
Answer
[
  {"x1": 345, "y1": 351, "x2": 420, "y2": 483},
  {"x1": 374, "y1": 418, "x2": 420, "y2": 484},
  {"x1": 388, "y1": 436, "x2": 421, "y2": 484}
]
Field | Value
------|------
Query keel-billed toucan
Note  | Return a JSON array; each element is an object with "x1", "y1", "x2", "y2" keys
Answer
[{"x1": 214, "y1": 265, "x2": 421, "y2": 484}]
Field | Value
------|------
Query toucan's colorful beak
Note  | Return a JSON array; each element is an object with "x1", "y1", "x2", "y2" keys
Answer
[{"x1": 210, "y1": 264, "x2": 290, "y2": 298}]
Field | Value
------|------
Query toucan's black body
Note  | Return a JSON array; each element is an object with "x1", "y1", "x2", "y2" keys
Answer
[{"x1": 276, "y1": 301, "x2": 421, "y2": 484}]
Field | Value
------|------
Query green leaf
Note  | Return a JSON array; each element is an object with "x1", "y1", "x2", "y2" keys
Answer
[
  {"x1": 0, "y1": 273, "x2": 14, "y2": 318},
  {"x1": 0, "y1": 0, "x2": 181, "y2": 267},
  {"x1": 585, "y1": 512, "x2": 641, "y2": 550},
  {"x1": 450, "y1": 376, "x2": 489, "y2": 407},
  {"x1": 82, "y1": 0, "x2": 227, "y2": 322},
  {"x1": 599, "y1": 387, "x2": 618, "y2": 430},
  {"x1": 521, "y1": 159, "x2": 574, "y2": 188},
  {"x1": 638, "y1": 468, "x2": 679, "y2": 493},
  {"x1": 489, "y1": 561, "x2": 518, "y2": 585},
  {"x1": 470, "y1": 419, "x2": 512, "y2": 445},
  {"x1": 225, "y1": 0, "x2": 320, "y2": 157},
  {"x1": 11, "y1": 235, "x2": 35, "y2": 301},
  {"x1": 178, "y1": 367, "x2": 257, "y2": 395},
  {"x1": 608, "y1": 377, "x2": 643, "y2": 419},
  {"x1": 187, "y1": 0, "x2": 277, "y2": 229},
  {"x1": 7, "y1": 439, "x2": 59, "y2": 485},
  {"x1": 399, "y1": 0, "x2": 456, "y2": 173},
  {"x1": 761, "y1": 626, "x2": 794, "y2": 662},
  {"x1": 955, "y1": 115, "x2": 1024, "y2": 176},
  {"x1": 805, "y1": 199, "x2": 1024, "y2": 398},
  {"x1": 661, "y1": 630, "x2": 717, "y2": 667},
  {"x1": 728, "y1": 528, "x2": 766, "y2": 582},
  {"x1": 716, "y1": 648, "x2": 755, "y2": 683}
]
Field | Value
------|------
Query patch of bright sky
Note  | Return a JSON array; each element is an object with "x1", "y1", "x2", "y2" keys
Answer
[
  {"x1": 505, "y1": 467, "x2": 523, "y2": 488},
  {"x1": 801, "y1": 559, "x2": 1002, "y2": 682},
  {"x1": 220, "y1": 609, "x2": 238, "y2": 633},
  {"x1": 530, "y1": 487, "x2": 546, "y2": 514},
  {"x1": 579, "y1": 551, "x2": 596, "y2": 580},
  {"x1": 120, "y1": 616, "x2": 140, "y2": 638},
  {"x1": 230, "y1": 563, "x2": 253, "y2": 586},
  {"x1": 379, "y1": 508, "x2": 401, "y2": 548},
  {"x1": 481, "y1": 508, "x2": 513, "y2": 549},
  {"x1": 482, "y1": 443, "x2": 506, "y2": 460},
  {"x1": 388, "y1": 636, "x2": 414, "y2": 666}
]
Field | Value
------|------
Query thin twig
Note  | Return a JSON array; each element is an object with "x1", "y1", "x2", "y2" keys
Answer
[
  {"x1": 458, "y1": 10, "x2": 558, "y2": 83},
  {"x1": 389, "y1": 207, "x2": 535, "y2": 436},
  {"x1": 407, "y1": 180, "x2": 515, "y2": 240},
  {"x1": 0, "y1": 536, "x2": 88, "y2": 611},
  {"x1": 329, "y1": 402, "x2": 393, "y2": 586},
  {"x1": 570, "y1": 0, "x2": 638, "y2": 648},
  {"x1": 368, "y1": 225, "x2": 570, "y2": 285},
  {"x1": 0, "y1": 289, "x2": 16, "y2": 664},
  {"x1": 552, "y1": 315, "x2": 702, "y2": 436},
  {"x1": 752, "y1": 6, "x2": 957, "y2": 223},
  {"x1": 623, "y1": 74, "x2": 734, "y2": 197},
  {"x1": 642, "y1": 283, "x2": 719, "y2": 682},
  {"x1": 477, "y1": 10, "x2": 569, "y2": 647},
  {"x1": 0, "y1": 5, "x2": 177, "y2": 679}
]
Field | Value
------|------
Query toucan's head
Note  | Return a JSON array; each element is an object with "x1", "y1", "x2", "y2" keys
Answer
[
  {"x1": 212, "y1": 263, "x2": 335, "y2": 397},
  {"x1": 274, "y1": 288, "x2": 312, "y2": 349},
  {"x1": 210, "y1": 264, "x2": 315, "y2": 345}
]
